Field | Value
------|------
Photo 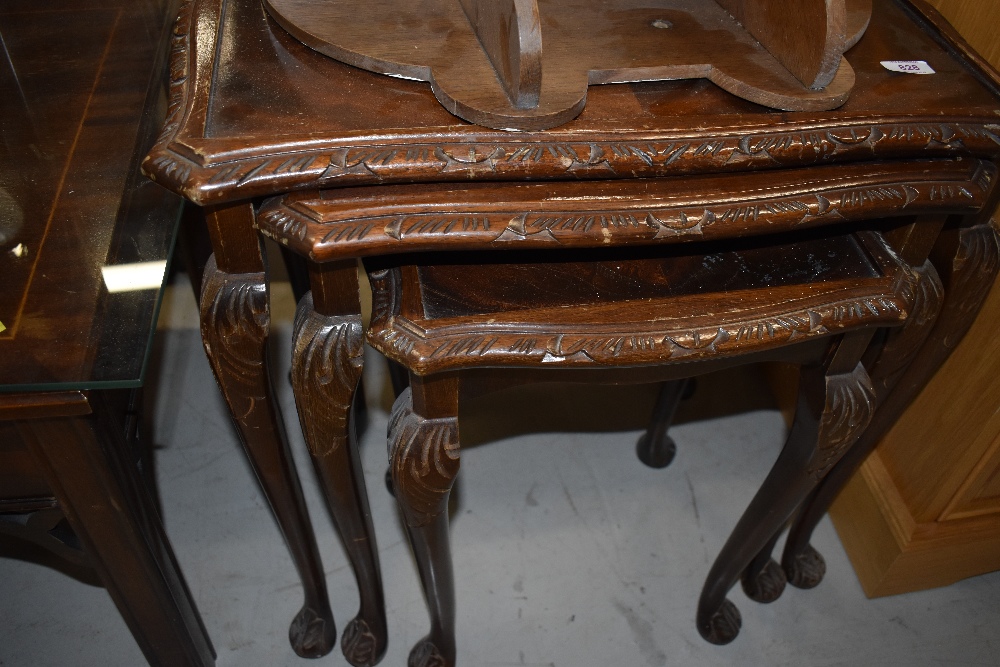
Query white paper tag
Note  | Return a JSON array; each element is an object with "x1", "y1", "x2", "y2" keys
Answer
[{"x1": 880, "y1": 60, "x2": 936, "y2": 74}]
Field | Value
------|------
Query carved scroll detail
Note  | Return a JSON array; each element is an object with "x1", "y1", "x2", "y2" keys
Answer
[
  {"x1": 200, "y1": 256, "x2": 269, "y2": 424},
  {"x1": 290, "y1": 293, "x2": 364, "y2": 458},
  {"x1": 388, "y1": 388, "x2": 460, "y2": 528},
  {"x1": 808, "y1": 362, "x2": 876, "y2": 480}
]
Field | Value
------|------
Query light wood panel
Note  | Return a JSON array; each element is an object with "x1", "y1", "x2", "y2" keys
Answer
[{"x1": 927, "y1": 0, "x2": 1000, "y2": 67}]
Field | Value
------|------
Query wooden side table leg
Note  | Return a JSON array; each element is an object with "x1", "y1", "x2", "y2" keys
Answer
[
  {"x1": 19, "y1": 391, "x2": 215, "y2": 667},
  {"x1": 743, "y1": 258, "x2": 945, "y2": 594},
  {"x1": 636, "y1": 378, "x2": 691, "y2": 469},
  {"x1": 389, "y1": 376, "x2": 461, "y2": 667},
  {"x1": 781, "y1": 223, "x2": 999, "y2": 588},
  {"x1": 291, "y1": 286, "x2": 388, "y2": 667},
  {"x1": 200, "y1": 203, "x2": 335, "y2": 658},
  {"x1": 697, "y1": 334, "x2": 876, "y2": 645}
]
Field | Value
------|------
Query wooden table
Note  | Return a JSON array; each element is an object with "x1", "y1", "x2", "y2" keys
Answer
[
  {"x1": 143, "y1": 0, "x2": 1000, "y2": 663},
  {"x1": 0, "y1": 1, "x2": 213, "y2": 665}
]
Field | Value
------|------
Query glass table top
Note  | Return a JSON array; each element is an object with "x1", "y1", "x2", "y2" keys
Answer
[{"x1": 0, "y1": 0, "x2": 182, "y2": 393}]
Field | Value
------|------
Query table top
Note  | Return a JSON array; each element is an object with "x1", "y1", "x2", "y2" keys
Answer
[
  {"x1": 145, "y1": 0, "x2": 1000, "y2": 206},
  {"x1": 0, "y1": 0, "x2": 182, "y2": 393}
]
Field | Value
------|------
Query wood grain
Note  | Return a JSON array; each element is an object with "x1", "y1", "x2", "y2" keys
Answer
[
  {"x1": 458, "y1": 0, "x2": 542, "y2": 108},
  {"x1": 715, "y1": 0, "x2": 847, "y2": 88},
  {"x1": 262, "y1": 0, "x2": 862, "y2": 130},
  {"x1": 143, "y1": 0, "x2": 1000, "y2": 206}
]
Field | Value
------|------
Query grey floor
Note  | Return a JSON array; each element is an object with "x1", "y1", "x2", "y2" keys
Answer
[{"x1": 2, "y1": 269, "x2": 999, "y2": 667}]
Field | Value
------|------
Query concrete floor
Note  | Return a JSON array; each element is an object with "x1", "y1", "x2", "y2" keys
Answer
[{"x1": 2, "y1": 271, "x2": 999, "y2": 667}]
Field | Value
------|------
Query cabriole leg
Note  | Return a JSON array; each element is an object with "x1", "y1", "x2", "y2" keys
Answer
[
  {"x1": 291, "y1": 256, "x2": 387, "y2": 666},
  {"x1": 698, "y1": 334, "x2": 875, "y2": 644},
  {"x1": 783, "y1": 224, "x2": 996, "y2": 588},
  {"x1": 389, "y1": 375, "x2": 460, "y2": 667},
  {"x1": 201, "y1": 203, "x2": 334, "y2": 657}
]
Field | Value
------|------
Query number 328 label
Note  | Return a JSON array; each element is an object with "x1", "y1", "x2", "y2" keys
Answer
[{"x1": 880, "y1": 60, "x2": 936, "y2": 74}]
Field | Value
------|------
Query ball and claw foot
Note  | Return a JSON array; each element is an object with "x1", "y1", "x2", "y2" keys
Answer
[
  {"x1": 784, "y1": 544, "x2": 827, "y2": 589},
  {"x1": 741, "y1": 558, "x2": 787, "y2": 603},
  {"x1": 408, "y1": 638, "x2": 449, "y2": 667},
  {"x1": 289, "y1": 604, "x2": 336, "y2": 658},
  {"x1": 699, "y1": 599, "x2": 742, "y2": 645},
  {"x1": 342, "y1": 617, "x2": 387, "y2": 667},
  {"x1": 636, "y1": 433, "x2": 677, "y2": 469}
]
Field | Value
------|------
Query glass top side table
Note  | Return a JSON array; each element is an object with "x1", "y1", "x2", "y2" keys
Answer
[{"x1": 0, "y1": 2, "x2": 214, "y2": 665}]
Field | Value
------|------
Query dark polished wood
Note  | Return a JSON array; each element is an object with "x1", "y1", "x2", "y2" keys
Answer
[
  {"x1": 144, "y1": 0, "x2": 1000, "y2": 206},
  {"x1": 15, "y1": 391, "x2": 215, "y2": 667},
  {"x1": 1, "y1": 1, "x2": 215, "y2": 664},
  {"x1": 199, "y1": 202, "x2": 336, "y2": 658},
  {"x1": 781, "y1": 219, "x2": 1000, "y2": 589},
  {"x1": 362, "y1": 228, "x2": 900, "y2": 661},
  {"x1": 262, "y1": 0, "x2": 864, "y2": 130},
  {"x1": 290, "y1": 261, "x2": 387, "y2": 666},
  {"x1": 142, "y1": 0, "x2": 1000, "y2": 663},
  {"x1": 636, "y1": 379, "x2": 690, "y2": 469}
]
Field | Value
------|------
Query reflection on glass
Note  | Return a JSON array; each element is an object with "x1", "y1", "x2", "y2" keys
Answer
[{"x1": 101, "y1": 261, "x2": 168, "y2": 293}]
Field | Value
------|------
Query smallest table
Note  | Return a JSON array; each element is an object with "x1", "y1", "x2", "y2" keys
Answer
[{"x1": 0, "y1": 1, "x2": 213, "y2": 665}]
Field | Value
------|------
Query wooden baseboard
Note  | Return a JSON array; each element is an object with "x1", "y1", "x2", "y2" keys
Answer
[{"x1": 829, "y1": 451, "x2": 1000, "y2": 598}]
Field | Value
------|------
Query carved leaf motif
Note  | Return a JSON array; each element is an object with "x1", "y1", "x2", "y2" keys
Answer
[
  {"x1": 262, "y1": 209, "x2": 310, "y2": 241},
  {"x1": 367, "y1": 267, "x2": 400, "y2": 326},
  {"x1": 839, "y1": 186, "x2": 903, "y2": 207},
  {"x1": 290, "y1": 294, "x2": 364, "y2": 458},
  {"x1": 153, "y1": 0, "x2": 194, "y2": 147},
  {"x1": 200, "y1": 257, "x2": 270, "y2": 421},
  {"x1": 428, "y1": 336, "x2": 499, "y2": 358},
  {"x1": 867, "y1": 261, "x2": 944, "y2": 396},
  {"x1": 366, "y1": 281, "x2": 916, "y2": 375},
  {"x1": 810, "y1": 362, "x2": 876, "y2": 480},
  {"x1": 436, "y1": 145, "x2": 504, "y2": 174},
  {"x1": 388, "y1": 389, "x2": 460, "y2": 528},
  {"x1": 827, "y1": 127, "x2": 879, "y2": 145},
  {"x1": 145, "y1": 7, "x2": 1000, "y2": 191},
  {"x1": 319, "y1": 148, "x2": 378, "y2": 180},
  {"x1": 320, "y1": 222, "x2": 375, "y2": 244},
  {"x1": 943, "y1": 223, "x2": 1000, "y2": 348}
]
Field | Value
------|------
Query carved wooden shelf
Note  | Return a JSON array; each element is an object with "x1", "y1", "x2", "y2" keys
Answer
[{"x1": 263, "y1": 0, "x2": 872, "y2": 130}]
